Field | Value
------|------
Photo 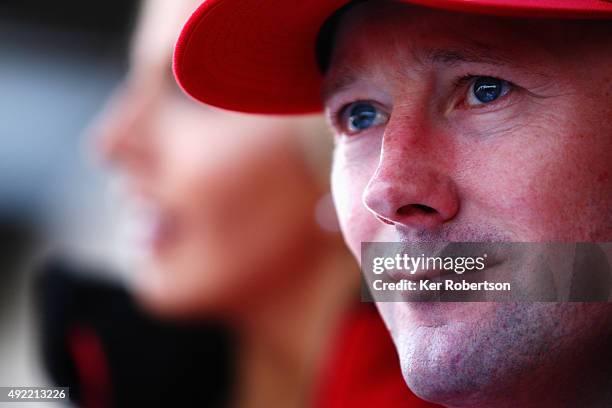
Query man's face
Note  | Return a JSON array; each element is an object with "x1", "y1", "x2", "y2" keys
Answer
[{"x1": 324, "y1": 1, "x2": 612, "y2": 405}]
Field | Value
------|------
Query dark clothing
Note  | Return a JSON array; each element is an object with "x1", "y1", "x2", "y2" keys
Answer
[{"x1": 35, "y1": 259, "x2": 234, "y2": 408}]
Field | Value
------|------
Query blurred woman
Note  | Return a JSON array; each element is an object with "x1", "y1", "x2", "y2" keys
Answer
[
  {"x1": 86, "y1": 0, "x2": 437, "y2": 407},
  {"x1": 91, "y1": 1, "x2": 358, "y2": 407}
]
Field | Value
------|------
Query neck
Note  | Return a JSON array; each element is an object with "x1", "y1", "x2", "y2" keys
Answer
[{"x1": 231, "y1": 243, "x2": 359, "y2": 408}]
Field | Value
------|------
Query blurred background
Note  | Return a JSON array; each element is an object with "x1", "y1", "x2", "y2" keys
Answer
[{"x1": 0, "y1": 0, "x2": 139, "y2": 389}]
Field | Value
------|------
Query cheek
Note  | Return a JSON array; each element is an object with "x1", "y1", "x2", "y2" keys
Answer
[
  {"x1": 332, "y1": 144, "x2": 382, "y2": 260},
  {"x1": 461, "y1": 118, "x2": 612, "y2": 241},
  {"x1": 162, "y1": 141, "x2": 228, "y2": 235},
  {"x1": 532, "y1": 132, "x2": 612, "y2": 240}
]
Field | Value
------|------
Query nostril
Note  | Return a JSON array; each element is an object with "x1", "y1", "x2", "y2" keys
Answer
[
  {"x1": 397, "y1": 203, "x2": 438, "y2": 216},
  {"x1": 376, "y1": 215, "x2": 395, "y2": 225}
]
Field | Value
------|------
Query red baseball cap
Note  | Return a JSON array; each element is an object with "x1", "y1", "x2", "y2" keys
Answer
[{"x1": 173, "y1": 0, "x2": 612, "y2": 114}]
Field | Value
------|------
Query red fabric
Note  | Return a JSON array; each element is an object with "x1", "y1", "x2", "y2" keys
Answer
[
  {"x1": 174, "y1": 0, "x2": 612, "y2": 115},
  {"x1": 314, "y1": 303, "x2": 441, "y2": 408},
  {"x1": 68, "y1": 326, "x2": 113, "y2": 408}
]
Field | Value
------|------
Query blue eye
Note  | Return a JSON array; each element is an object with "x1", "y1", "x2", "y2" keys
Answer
[
  {"x1": 341, "y1": 102, "x2": 388, "y2": 134},
  {"x1": 467, "y1": 76, "x2": 510, "y2": 106}
]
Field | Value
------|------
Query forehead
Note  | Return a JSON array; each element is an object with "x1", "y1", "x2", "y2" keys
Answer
[
  {"x1": 131, "y1": 0, "x2": 200, "y2": 69},
  {"x1": 323, "y1": 1, "x2": 582, "y2": 92}
]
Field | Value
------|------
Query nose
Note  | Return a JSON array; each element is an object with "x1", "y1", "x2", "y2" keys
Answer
[
  {"x1": 362, "y1": 129, "x2": 459, "y2": 231},
  {"x1": 92, "y1": 84, "x2": 154, "y2": 168}
]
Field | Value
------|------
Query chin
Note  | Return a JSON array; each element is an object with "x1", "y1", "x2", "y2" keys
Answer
[
  {"x1": 384, "y1": 302, "x2": 529, "y2": 406},
  {"x1": 138, "y1": 291, "x2": 232, "y2": 320},
  {"x1": 134, "y1": 273, "x2": 221, "y2": 320},
  {"x1": 393, "y1": 302, "x2": 606, "y2": 407},
  {"x1": 392, "y1": 319, "x2": 477, "y2": 403}
]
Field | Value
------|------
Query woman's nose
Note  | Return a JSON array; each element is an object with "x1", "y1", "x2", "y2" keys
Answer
[{"x1": 92, "y1": 84, "x2": 154, "y2": 168}]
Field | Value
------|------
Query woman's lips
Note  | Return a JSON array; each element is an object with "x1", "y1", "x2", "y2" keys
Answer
[{"x1": 130, "y1": 202, "x2": 178, "y2": 256}]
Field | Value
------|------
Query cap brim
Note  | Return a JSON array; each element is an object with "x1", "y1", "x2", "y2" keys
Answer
[
  {"x1": 174, "y1": 0, "x2": 348, "y2": 114},
  {"x1": 174, "y1": 0, "x2": 612, "y2": 114}
]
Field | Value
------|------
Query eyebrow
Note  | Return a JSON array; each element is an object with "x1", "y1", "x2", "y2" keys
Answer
[
  {"x1": 321, "y1": 68, "x2": 362, "y2": 102},
  {"x1": 322, "y1": 45, "x2": 518, "y2": 102},
  {"x1": 424, "y1": 43, "x2": 515, "y2": 66}
]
